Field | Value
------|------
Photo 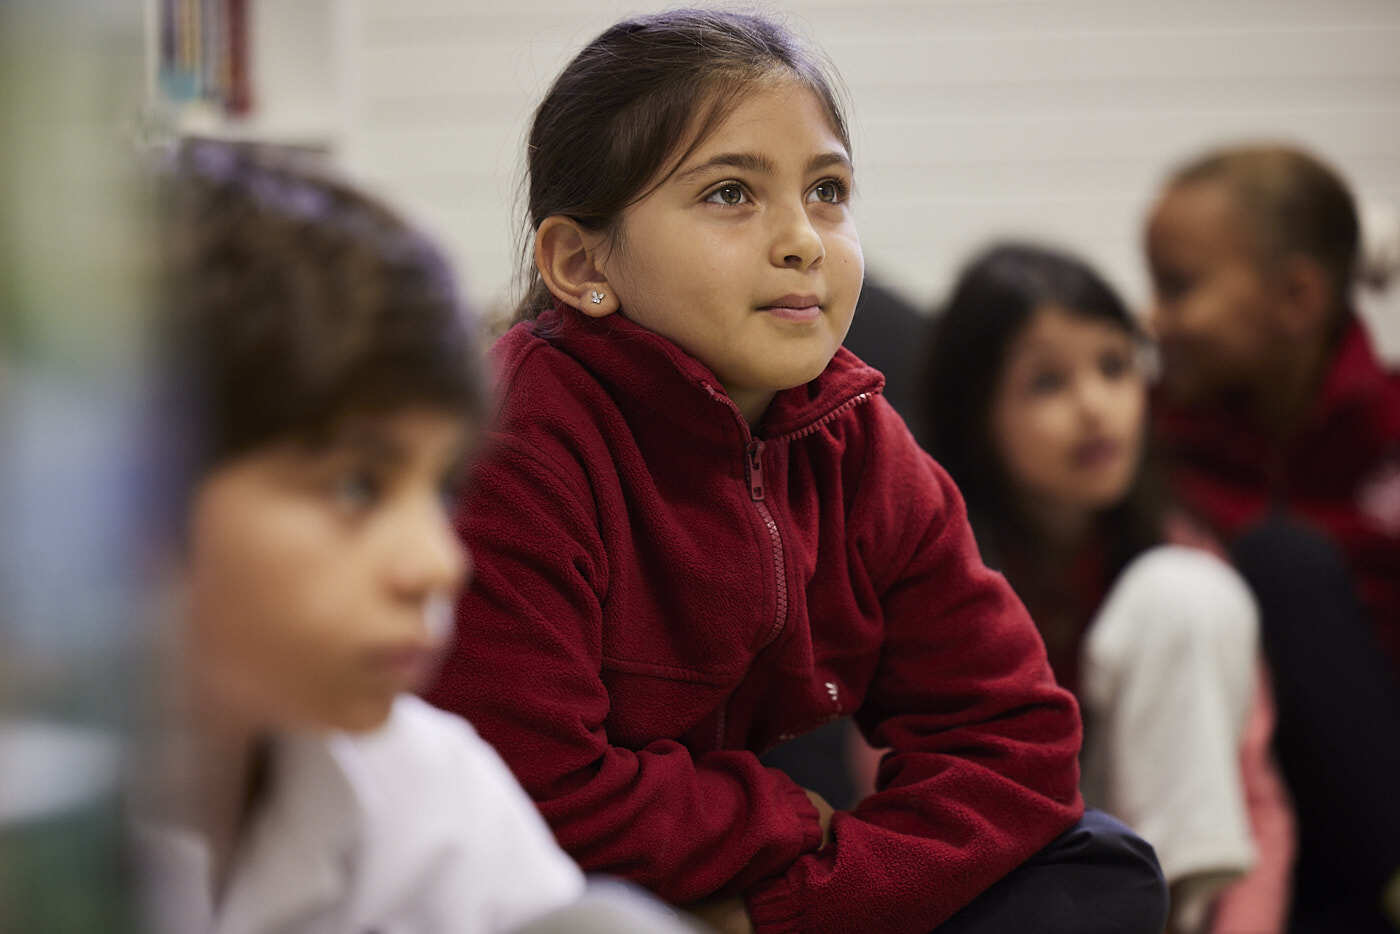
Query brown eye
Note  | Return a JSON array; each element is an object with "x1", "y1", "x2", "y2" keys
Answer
[
  {"x1": 808, "y1": 179, "x2": 848, "y2": 204},
  {"x1": 705, "y1": 184, "x2": 748, "y2": 206}
]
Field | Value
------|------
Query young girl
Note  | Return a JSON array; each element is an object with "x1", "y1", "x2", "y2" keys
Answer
[
  {"x1": 426, "y1": 11, "x2": 1166, "y2": 933},
  {"x1": 921, "y1": 242, "x2": 1296, "y2": 933},
  {"x1": 136, "y1": 141, "x2": 589, "y2": 933},
  {"x1": 1146, "y1": 144, "x2": 1400, "y2": 934}
]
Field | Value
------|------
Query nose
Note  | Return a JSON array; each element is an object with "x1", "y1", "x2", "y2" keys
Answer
[
  {"x1": 1074, "y1": 373, "x2": 1114, "y2": 425},
  {"x1": 390, "y1": 496, "x2": 470, "y2": 602},
  {"x1": 769, "y1": 203, "x2": 825, "y2": 271}
]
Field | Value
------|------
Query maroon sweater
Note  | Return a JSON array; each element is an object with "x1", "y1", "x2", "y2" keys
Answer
[
  {"x1": 1156, "y1": 317, "x2": 1400, "y2": 671},
  {"x1": 427, "y1": 306, "x2": 1083, "y2": 933}
]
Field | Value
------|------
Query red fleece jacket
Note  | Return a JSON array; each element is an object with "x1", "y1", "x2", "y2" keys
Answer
[
  {"x1": 1155, "y1": 317, "x2": 1400, "y2": 671},
  {"x1": 427, "y1": 305, "x2": 1083, "y2": 933}
]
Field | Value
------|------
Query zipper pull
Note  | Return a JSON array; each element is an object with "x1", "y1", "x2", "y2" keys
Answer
[{"x1": 746, "y1": 439, "x2": 765, "y2": 501}]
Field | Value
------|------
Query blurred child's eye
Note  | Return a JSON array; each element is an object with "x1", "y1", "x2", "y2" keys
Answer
[
  {"x1": 1028, "y1": 369, "x2": 1066, "y2": 395},
  {"x1": 704, "y1": 184, "x2": 749, "y2": 206},
  {"x1": 1154, "y1": 270, "x2": 1191, "y2": 301},
  {"x1": 808, "y1": 179, "x2": 848, "y2": 204},
  {"x1": 1099, "y1": 350, "x2": 1134, "y2": 380},
  {"x1": 330, "y1": 466, "x2": 383, "y2": 513}
]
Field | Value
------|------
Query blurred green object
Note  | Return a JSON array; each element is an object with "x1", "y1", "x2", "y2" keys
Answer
[
  {"x1": 0, "y1": 724, "x2": 130, "y2": 932},
  {"x1": 1, "y1": 1, "x2": 153, "y2": 931}
]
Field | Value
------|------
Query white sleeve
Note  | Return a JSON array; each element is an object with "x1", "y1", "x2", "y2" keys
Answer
[{"x1": 1079, "y1": 546, "x2": 1259, "y2": 888}]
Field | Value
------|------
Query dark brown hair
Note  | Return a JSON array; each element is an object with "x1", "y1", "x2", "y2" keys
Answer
[
  {"x1": 162, "y1": 139, "x2": 486, "y2": 472},
  {"x1": 1168, "y1": 143, "x2": 1360, "y2": 318},
  {"x1": 514, "y1": 8, "x2": 850, "y2": 321}
]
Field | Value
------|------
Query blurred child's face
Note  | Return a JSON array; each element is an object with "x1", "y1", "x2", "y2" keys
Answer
[
  {"x1": 599, "y1": 78, "x2": 863, "y2": 422},
  {"x1": 1145, "y1": 180, "x2": 1283, "y2": 403},
  {"x1": 991, "y1": 306, "x2": 1147, "y2": 520},
  {"x1": 184, "y1": 409, "x2": 471, "y2": 734}
]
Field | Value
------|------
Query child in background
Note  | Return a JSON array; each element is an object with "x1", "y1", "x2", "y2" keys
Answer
[
  {"x1": 921, "y1": 242, "x2": 1295, "y2": 933},
  {"x1": 425, "y1": 11, "x2": 1166, "y2": 934},
  {"x1": 136, "y1": 141, "x2": 588, "y2": 933},
  {"x1": 1146, "y1": 144, "x2": 1400, "y2": 933},
  {"x1": 1147, "y1": 144, "x2": 1400, "y2": 666}
]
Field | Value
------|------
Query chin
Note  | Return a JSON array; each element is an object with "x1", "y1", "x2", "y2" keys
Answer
[
  {"x1": 335, "y1": 695, "x2": 398, "y2": 734},
  {"x1": 1068, "y1": 473, "x2": 1133, "y2": 513},
  {"x1": 783, "y1": 350, "x2": 842, "y2": 388}
]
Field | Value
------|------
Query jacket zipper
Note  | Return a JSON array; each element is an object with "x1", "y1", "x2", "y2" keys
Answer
[
  {"x1": 771, "y1": 391, "x2": 874, "y2": 444},
  {"x1": 702, "y1": 383, "x2": 877, "y2": 748},
  {"x1": 745, "y1": 438, "x2": 788, "y2": 654}
]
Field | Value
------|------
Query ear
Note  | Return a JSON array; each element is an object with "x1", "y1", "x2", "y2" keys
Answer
[
  {"x1": 534, "y1": 216, "x2": 618, "y2": 318},
  {"x1": 1274, "y1": 253, "x2": 1333, "y2": 340}
]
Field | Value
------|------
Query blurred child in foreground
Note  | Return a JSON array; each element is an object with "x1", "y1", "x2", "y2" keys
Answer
[{"x1": 134, "y1": 141, "x2": 587, "y2": 933}]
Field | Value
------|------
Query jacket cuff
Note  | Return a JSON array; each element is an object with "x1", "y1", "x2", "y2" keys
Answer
[{"x1": 743, "y1": 782, "x2": 822, "y2": 932}]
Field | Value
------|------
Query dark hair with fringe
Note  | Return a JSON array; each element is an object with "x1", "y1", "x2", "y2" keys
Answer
[
  {"x1": 161, "y1": 139, "x2": 487, "y2": 475},
  {"x1": 921, "y1": 242, "x2": 1164, "y2": 576},
  {"x1": 513, "y1": 8, "x2": 850, "y2": 322}
]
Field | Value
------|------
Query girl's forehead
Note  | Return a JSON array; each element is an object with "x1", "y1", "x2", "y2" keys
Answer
[
  {"x1": 671, "y1": 78, "x2": 849, "y2": 169},
  {"x1": 1015, "y1": 306, "x2": 1134, "y2": 350}
]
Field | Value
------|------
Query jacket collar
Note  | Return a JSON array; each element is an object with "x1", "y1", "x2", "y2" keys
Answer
[
  {"x1": 1313, "y1": 314, "x2": 1391, "y2": 420},
  {"x1": 533, "y1": 302, "x2": 885, "y2": 445}
]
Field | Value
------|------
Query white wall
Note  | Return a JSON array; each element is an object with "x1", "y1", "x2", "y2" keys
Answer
[{"x1": 337, "y1": 0, "x2": 1400, "y2": 345}]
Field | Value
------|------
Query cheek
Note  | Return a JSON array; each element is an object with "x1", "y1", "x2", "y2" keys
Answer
[
  {"x1": 993, "y1": 397, "x2": 1072, "y2": 488},
  {"x1": 1200, "y1": 271, "x2": 1269, "y2": 343},
  {"x1": 187, "y1": 515, "x2": 344, "y2": 680},
  {"x1": 1117, "y1": 382, "x2": 1148, "y2": 439},
  {"x1": 830, "y1": 232, "x2": 864, "y2": 300},
  {"x1": 828, "y1": 222, "x2": 862, "y2": 265},
  {"x1": 189, "y1": 543, "x2": 296, "y2": 659}
]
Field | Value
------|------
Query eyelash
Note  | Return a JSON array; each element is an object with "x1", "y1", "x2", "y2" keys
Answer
[{"x1": 701, "y1": 177, "x2": 851, "y2": 207}]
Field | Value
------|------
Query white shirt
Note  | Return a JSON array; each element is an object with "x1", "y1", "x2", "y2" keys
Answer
[{"x1": 140, "y1": 696, "x2": 586, "y2": 934}]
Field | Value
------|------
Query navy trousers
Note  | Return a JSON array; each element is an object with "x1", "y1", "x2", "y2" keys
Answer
[
  {"x1": 1233, "y1": 515, "x2": 1400, "y2": 934},
  {"x1": 936, "y1": 809, "x2": 1168, "y2": 933}
]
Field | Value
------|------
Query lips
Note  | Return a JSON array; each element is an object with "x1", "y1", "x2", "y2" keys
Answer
[
  {"x1": 759, "y1": 293, "x2": 822, "y2": 322},
  {"x1": 1072, "y1": 438, "x2": 1122, "y2": 470},
  {"x1": 366, "y1": 642, "x2": 440, "y2": 688}
]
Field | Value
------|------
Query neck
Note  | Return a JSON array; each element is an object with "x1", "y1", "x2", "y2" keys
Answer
[
  {"x1": 1248, "y1": 329, "x2": 1334, "y2": 439},
  {"x1": 1017, "y1": 496, "x2": 1096, "y2": 560},
  {"x1": 728, "y1": 386, "x2": 777, "y2": 428},
  {"x1": 155, "y1": 693, "x2": 267, "y2": 898}
]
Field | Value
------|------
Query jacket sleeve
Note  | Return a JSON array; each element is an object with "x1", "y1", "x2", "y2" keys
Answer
[
  {"x1": 744, "y1": 416, "x2": 1085, "y2": 934},
  {"x1": 424, "y1": 435, "x2": 824, "y2": 904}
]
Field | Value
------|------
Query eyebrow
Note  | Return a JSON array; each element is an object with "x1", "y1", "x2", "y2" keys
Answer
[
  {"x1": 299, "y1": 422, "x2": 406, "y2": 467},
  {"x1": 674, "y1": 150, "x2": 852, "y2": 185}
]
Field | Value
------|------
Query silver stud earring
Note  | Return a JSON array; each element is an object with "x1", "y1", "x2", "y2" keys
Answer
[{"x1": 589, "y1": 289, "x2": 606, "y2": 305}]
